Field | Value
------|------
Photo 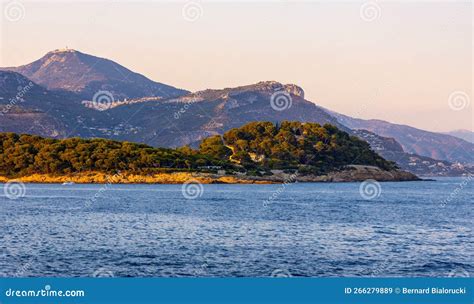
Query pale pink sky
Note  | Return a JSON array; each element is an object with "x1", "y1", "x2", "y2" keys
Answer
[{"x1": 1, "y1": 0, "x2": 472, "y2": 132}]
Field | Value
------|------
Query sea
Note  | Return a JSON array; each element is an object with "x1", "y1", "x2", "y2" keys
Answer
[{"x1": 0, "y1": 177, "x2": 472, "y2": 277}]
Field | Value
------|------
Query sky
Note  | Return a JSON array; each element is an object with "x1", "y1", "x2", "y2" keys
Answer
[{"x1": 0, "y1": 0, "x2": 472, "y2": 132}]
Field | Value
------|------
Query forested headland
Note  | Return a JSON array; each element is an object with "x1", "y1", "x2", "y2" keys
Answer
[{"x1": 0, "y1": 121, "x2": 401, "y2": 182}]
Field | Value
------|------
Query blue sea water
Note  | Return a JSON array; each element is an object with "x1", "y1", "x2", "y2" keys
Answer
[{"x1": 0, "y1": 178, "x2": 472, "y2": 277}]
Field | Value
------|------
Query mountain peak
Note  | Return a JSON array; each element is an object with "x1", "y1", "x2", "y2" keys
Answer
[
  {"x1": 251, "y1": 81, "x2": 305, "y2": 98},
  {"x1": 184, "y1": 81, "x2": 305, "y2": 103},
  {"x1": 47, "y1": 48, "x2": 78, "y2": 54},
  {"x1": 2, "y1": 49, "x2": 188, "y2": 100}
]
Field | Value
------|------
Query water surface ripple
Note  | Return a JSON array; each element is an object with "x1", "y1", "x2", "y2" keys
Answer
[{"x1": 0, "y1": 178, "x2": 472, "y2": 277}]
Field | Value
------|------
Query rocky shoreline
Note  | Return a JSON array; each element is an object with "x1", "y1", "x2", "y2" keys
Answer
[
  {"x1": 208, "y1": 165, "x2": 421, "y2": 183},
  {"x1": 0, "y1": 166, "x2": 421, "y2": 184}
]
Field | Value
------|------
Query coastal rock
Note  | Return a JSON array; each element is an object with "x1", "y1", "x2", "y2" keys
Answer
[{"x1": 235, "y1": 165, "x2": 420, "y2": 183}]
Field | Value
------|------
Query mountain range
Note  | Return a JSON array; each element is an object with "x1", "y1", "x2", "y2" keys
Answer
[
  {"x1": 443, "y1": 129, "x2": 474, "y2": 144},
  {"x1": 1, "y1": 49, "x2": 472, "y2": 176},
  {"x1": 330, "y1": 112, "x2": 473, "y2": 164}
]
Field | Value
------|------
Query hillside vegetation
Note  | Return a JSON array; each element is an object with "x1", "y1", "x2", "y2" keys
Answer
[
  {"x1": 201, "y1": 121, "x2": 396, "y2": 175},
  {"x1": 0, "y1": 121, "x2": 396, "y2": 178}
]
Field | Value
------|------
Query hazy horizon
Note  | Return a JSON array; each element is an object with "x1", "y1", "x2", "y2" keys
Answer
[{"x1": 1, "y1": 0, "x2": 472, "y2": 132}]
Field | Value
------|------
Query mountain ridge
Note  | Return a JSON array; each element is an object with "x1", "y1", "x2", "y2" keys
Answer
[
  {"x1": 443, "y1": 129, "x2": 474, "y2": 144},
  {"x1": 1, "y1": 49, "x2": 472, "y2": 175},
  {"x1": 1, "y1": 69, "x2": 471, "y2": 176},
  {"x1": 329, "y1": 111, "x2": 474, "y2": 165},
  {"x1": 0, "y1": 49, "x2": 188, "y2": 101}
]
